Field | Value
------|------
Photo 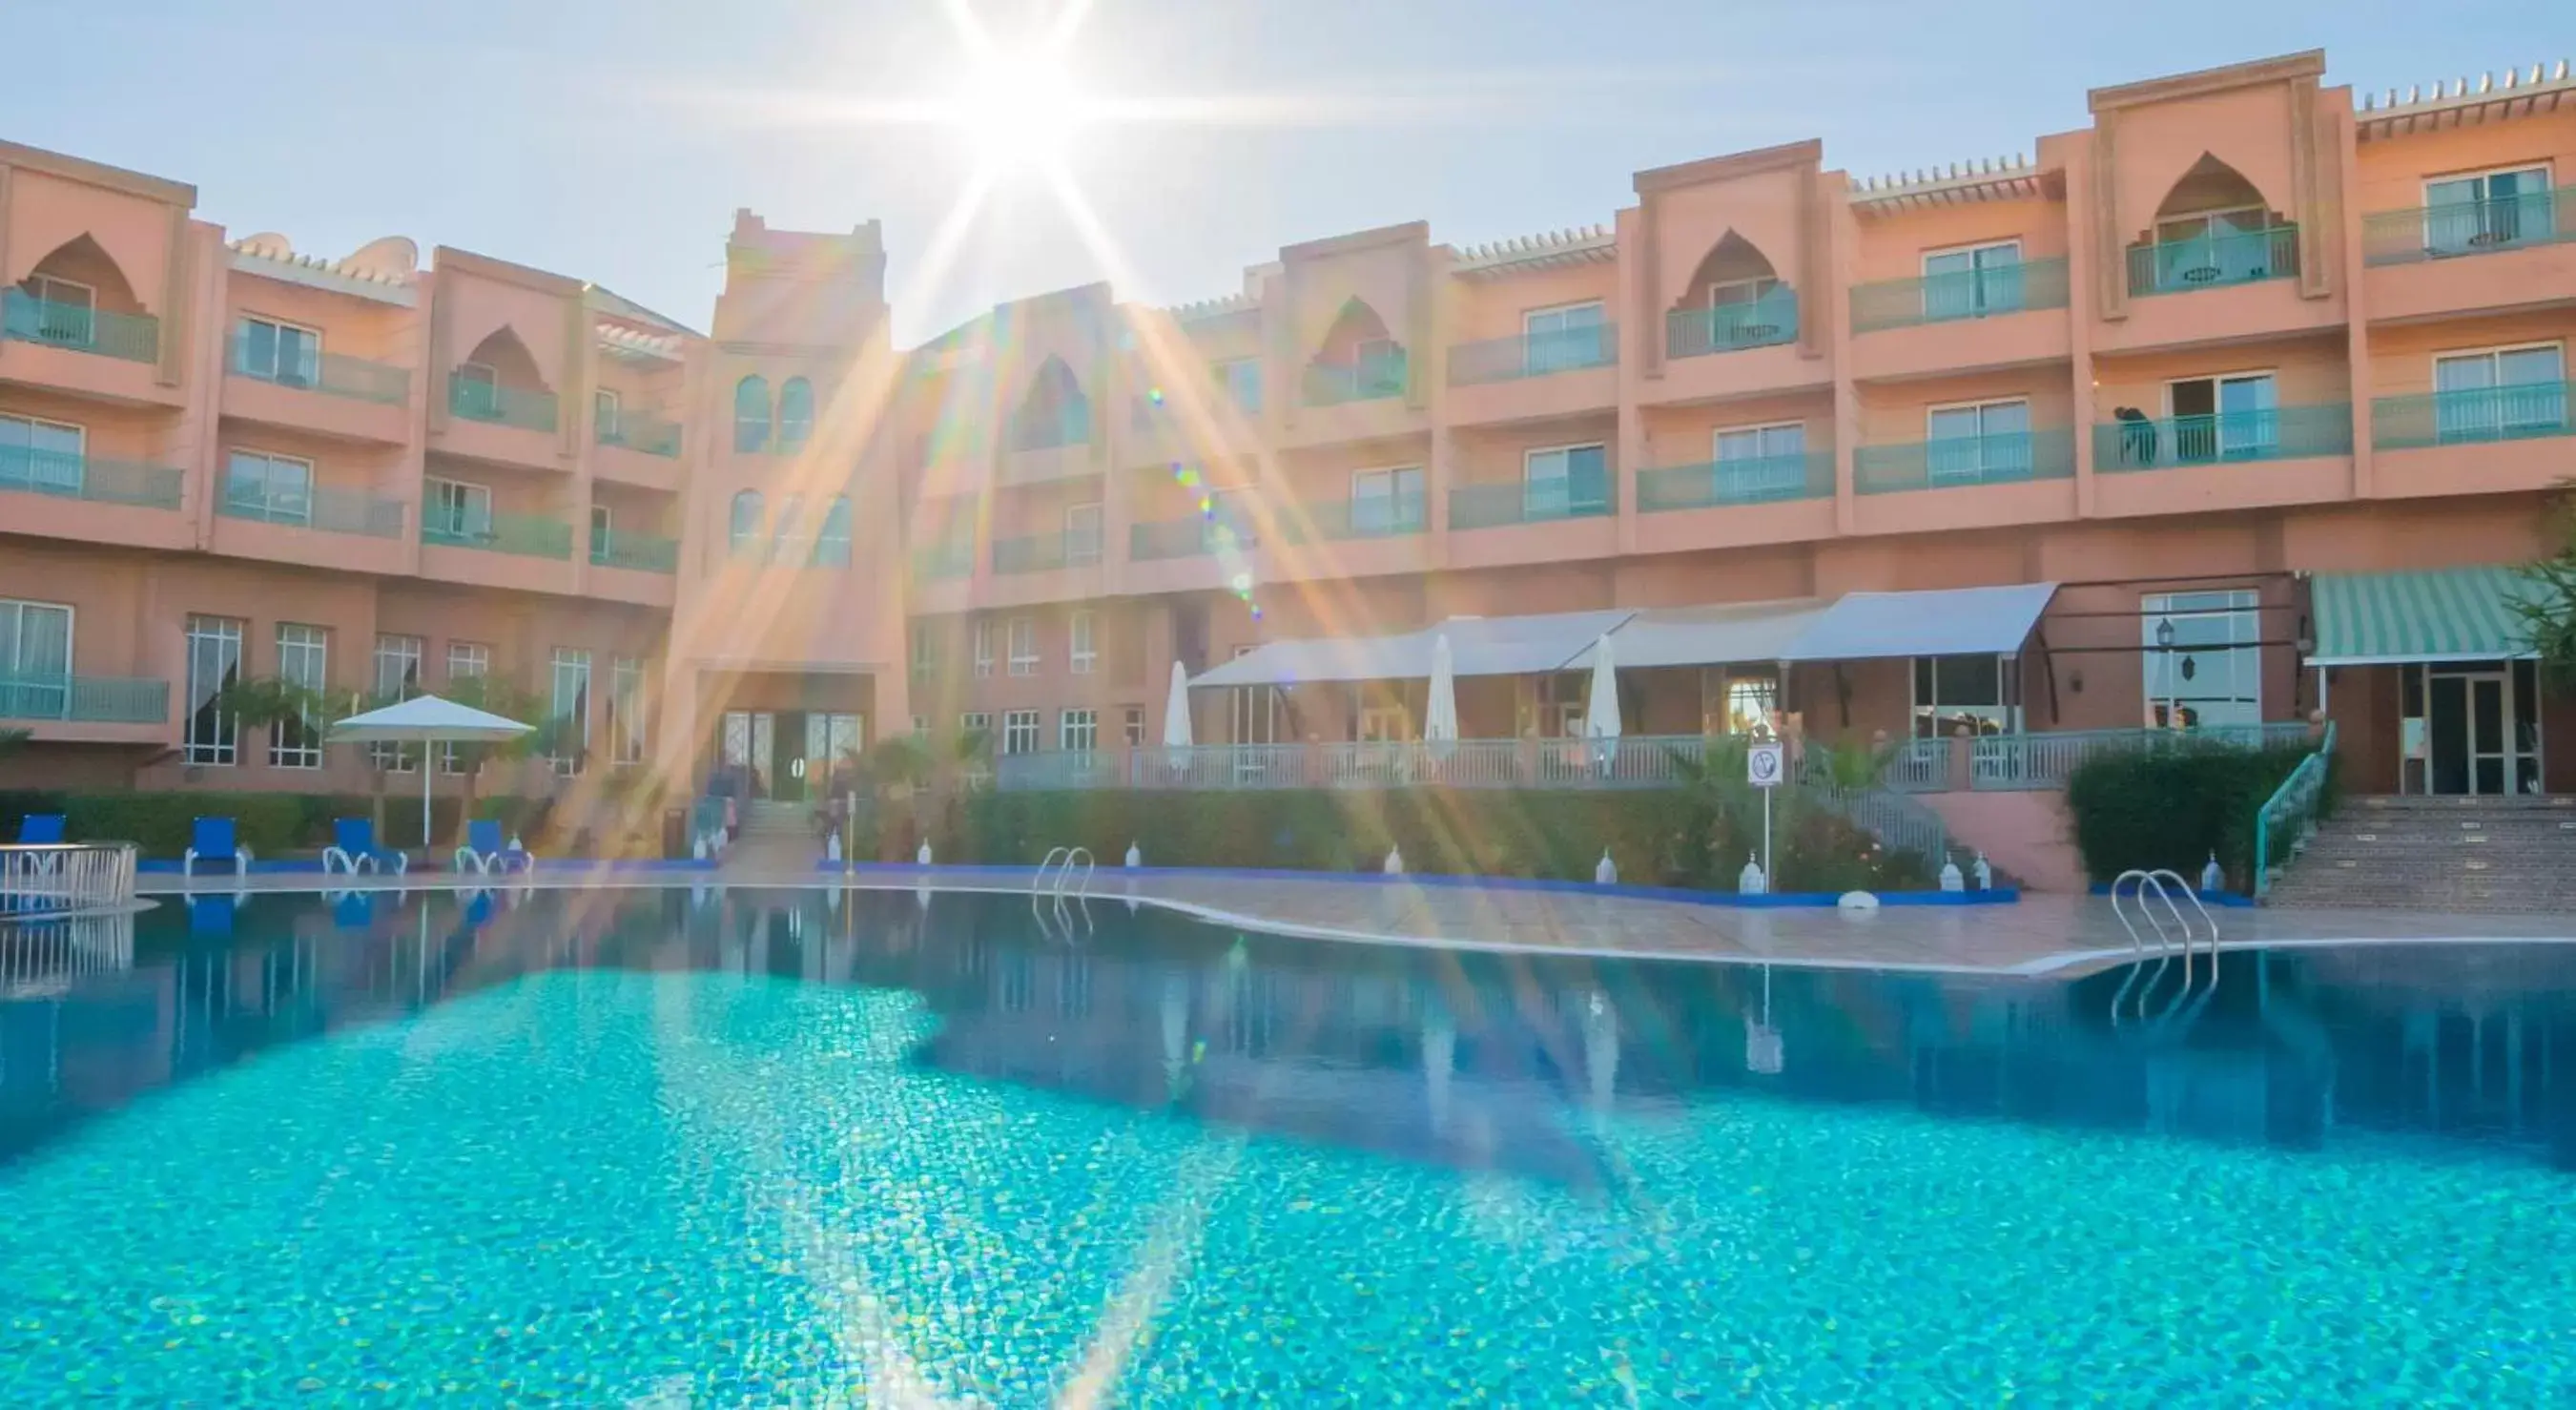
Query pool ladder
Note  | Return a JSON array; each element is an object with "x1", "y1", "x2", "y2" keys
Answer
[
  {"x1": 1031, "y1": 846, "x2": 1096, "y2": 939},
  {"x1": 2109, "y1": 868, "x2": 2219, "y2": 1024}
]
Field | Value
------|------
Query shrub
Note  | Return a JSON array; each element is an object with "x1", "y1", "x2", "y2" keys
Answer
[
  {"x1": 2064, "y1": 740, "x2": 2334, "y2": 888},
  {"x1": 0, "y1": 793, "x2": 551, "y2": 856}
]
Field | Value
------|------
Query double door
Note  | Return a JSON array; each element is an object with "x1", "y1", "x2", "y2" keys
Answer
[{"x1": 720, "y1": 709, "x2": 863, "y2": 800}]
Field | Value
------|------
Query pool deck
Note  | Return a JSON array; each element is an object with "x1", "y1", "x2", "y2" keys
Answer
[{"x1": 130, "y1": 864, "x2": 2576, "y2": 978}]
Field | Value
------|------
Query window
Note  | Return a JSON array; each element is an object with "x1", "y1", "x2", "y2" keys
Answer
[
  {"x1": 911, "y1": 715, "x2": 928, "y2": 738},
  {"x1": 911, "y1": 629, "x2": 938, "y2": 678},
  {"x1": 183, "y1": 614, "x2": 245, "y2": 766},
  {"x1": 1521, "y1": 301, "x2": 1606, "y2": 373},
  {"x1": 593, "y1": 388, "x2": 622, "y2": 440},
  {"x1": 424, "y1": 478, "x2": 493, "y2": 540},
  {"x1": 0, "y1": 599, "x2": 74, "y2": 719},
  {"x1": 1, "y1": 413, "x2": 87, "y2": 496},
  {"x1": 1700, "y1": 667, "x2": 1781, "y2": 736},
  {"x1": 1921, "y1": 240, "x2": 2024, "y2": 321},
  {"x1": 1911, "y1": 654, "x2": 2018, "y2": 739},
  {"x1": 729, "y1": 489, "x2": 764, "y2": 558},
  {"x1": 814, "y1": 495, "x2": 853, "y2": 567},
  {"x1": 1358, "y1": 702, "x2": 1410, "y2": 742},
  {"x1": 733, "y1": 375, "x2": 773, "y2": 452},
  {"x1": 223, "y1": 450, "x2": 315, "y2": 525},
  {"x1": 2433, "y1": 344, "x2": 2566, "y2": 442},
  {"x1": 2424, "y1": 165, "x2": 2554, "y2": 256},
  {"x1": 1523, "y1": 444, "x2": 1609, "y2": 518},
  {"x1": 1212, "y1": 357, "x2": 1263, "y2": 413},
  {"x1": 270, "y1": 623, "x2": 328, "y2": 768},
  {"x1": 1123, "y1": 706, "x2": 1147, "y2": 746},
  {"x1": 1350, "y1": 466, "x2": 1425, "y2": 535},
  {"x1": 777, "y1": 377, "x2": 814, "y2": 451},
  {"x1": 369, "y1": 633, "x2": 424, "y2": 771},
  {"x1": 236, "y1": 316, "x2": 320, "y2": 388},
  {"x1": 1069, "y1": 610, "x2": 1097, "y2": 675},
  {"x1": 1924, "y1": 400, "x2": 2032, "y2": 484},
  {"x1": 2142, "y1": 590, "x2": 2261, "y2": 730},
  {"x1": 2150, "y1": 206, "x2": 2277, "y2": 286},
  {"x1": 961, "y1": 711, "x2": 992, "y2": 738},
  {"x1": 608, "y1": 656, "x2": 647, "y2": 766},
  {"x1": 2165, "y1": 372, "x2": 2277, "y2": 462},
  {"x1": 588, "y1": 503, "x2": 613, "y2": 559},
  {"x1": 773, "y1": 494, "x2": 804, "y2": 563},
  {"x1": 1001, "y1": 709, "x2": 1041, "y2": 757},
  {"x1": 24, "y1": 275, "x2": 94, "y2": 345},
  {"x1": 973, "y1": 619, "x2": 995, "y2": 678},
  {"x1": 1712, "y1": 422, "x2": 1807, "y2": 500},
  {"x1": 441, "y1": 642, "x2": 488, "y2": 774},
  {"x1": 1007, "y1": 617, "x2": 1038, "y2": 676},
  {"x1": 549, "y1": 648, "x2": 592, "y2": 776},
  {"x1": 1060, "y1": 708, "x2": 1099, "y2": 753},
  {"x1": 1065, "y1": 503, "x2": 1103, "y2": 565}
]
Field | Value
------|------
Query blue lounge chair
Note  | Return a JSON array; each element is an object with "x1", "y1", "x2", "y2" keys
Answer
[
  {"x1": 17, "y1": 814, "x2": 66, "y2": 845},
  {"x1": 453, "y1": 819, "x2": 533, "y2": 875},
  {"x1": 182, "y1": 816, "x2": 253, "y2": 881},
  {"x1": 321, "y1": 817, "x2": 408, "y2": 875}
]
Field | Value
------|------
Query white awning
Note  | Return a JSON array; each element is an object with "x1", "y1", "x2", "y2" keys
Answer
[
  {"x1": 1780, "y1": 582, "x2": 2059, "y2": 662},
  {"x1": 1191, "y1": 609, "x2": 1633, "y2": 689},
  {"x1": 1570, "y1": 598, "x2": 1830, "y2": 671}
]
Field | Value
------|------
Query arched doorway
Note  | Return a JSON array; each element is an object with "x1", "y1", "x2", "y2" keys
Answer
[{"x1": 2132, "y1": 155, "x2": 2293, "y2": 293}]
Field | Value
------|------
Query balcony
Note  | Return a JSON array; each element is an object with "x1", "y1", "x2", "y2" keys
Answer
[
  {"x1": 218, "y1": 476, "x2": 406, "y2": 537},
  {"x1": 2362, "y1": 188, "x2": 2575, "y2": 267},
  {"x1": 1130, "y1": 515, "x2": 1258, "y2": 561},
  {"x1": 1851, "y1": 258, "x2": 2071, "y2": 334},
  {"x1": 1, "y1": 291, "x2": 158, "y2": 363},
  {"x1": 1637, "y1": 451, "x2": 1833, "y2": 511},
  {"x1": 1301, "y1": 353, "x2": 1408, "y2": 407},
  {"x1": 993, "y1": 526, "x2": 1103, "y2": 575},
  {"x1": 596, "y1": 411, "x2": 682, "y2": 458},
  {"x1": 228, "y1": 335, "x2": 408, "y2": 404},
  {"x1": 911, "y1": 541, "x2": 976, "y2": 581},
  {"x1": 1276, "y1": 491, "x2": 1427, "y2": 543},
  {"x1": 447, "y1": 378, "x2": 559, "y2": 432},
  {"x1": 1, "y1": 446, "x2": 184, "y2": 509},
  {"x1": 1664, "y1": 288, "x2": 1798, "y2": 360},
  {"x1": 1856, "y1": 427, "x2": 2074, "y2": 493},
  {"x1": 422, "y1": 509, "x2": 572, "y2": 559},
  {"x1": 1449, "y1": 473, "x2": 1615, "y2": 530},
  {"x1": 2124, "y1": 226, "x2": 2298, "y2": 298},
  {"x1": 0, "y1": 675, "x2": 170, "y2": 726},
  {"x1": 1448, "y1": 324, "x2": 1618, "y2": 385},
  {"x1": 2368, "y1": 383, "x2": 2574, "y2": 499},
  {"x1": 589, "y1": 528, "x2": 679, "y2": 572},
  {"x1": 2093, "y1": 404, "x2": 2353, "y2": 471}
]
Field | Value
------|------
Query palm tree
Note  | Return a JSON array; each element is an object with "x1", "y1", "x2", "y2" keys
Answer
[{"x1": 2513, "y1": 479, "x2": 2576, "y2": 692}]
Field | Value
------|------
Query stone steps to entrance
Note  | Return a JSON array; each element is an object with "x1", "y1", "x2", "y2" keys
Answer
[{"x1": 2268, "y1": 795, "x2": 2576, "y2": 913}]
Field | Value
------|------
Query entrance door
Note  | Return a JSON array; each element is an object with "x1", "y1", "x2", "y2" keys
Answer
[
  {"x1": 805, "y1": 713, "x2": 862, "y2": 796},
  {"x1": 2427, "y1": 672, "x2": 2512, "y2": 796},
  {"x1": 773, "y1": 710, "x2": 809, "y2": 802}
]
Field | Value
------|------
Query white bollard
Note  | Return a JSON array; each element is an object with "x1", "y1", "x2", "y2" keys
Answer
[
  {"x1": 1739, "y1": 854, "x2": 1766, "y2": 895},
  {"x1": 825, "y1": 832, "x2": 842, "y2": 863},
  {"x1": 1838, "y1": 890, "x2": 1881, "y2": 912},
  {"x1": 1383, "y1": 846, "x2": 1404, "y2": 876},
  {"x1": 1939, "y1": 860, "x2": 1965, "y2": 893},
  {"x1": 916, "y1": 840, "x2": 934, "y2": 865},
  {"x1": 2200, "y1": 851, "x2": 2224, "y2": 894},
  {"x1": 1595, "y1": 848, "x2": 1618, "y2": 886},
  {"x1": 1972, "y1": 850, "x2": 1993, "y2": 890},
  {"x1": 692, "y1": 833, "x2": 709, "y2": 861},
  {"x1": 1125, "y1": 841, "x2": 1143, "y2": 870}
]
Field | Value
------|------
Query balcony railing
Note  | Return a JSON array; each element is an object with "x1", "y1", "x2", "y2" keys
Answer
[
  {"x1": 2361, "y1": 187, "x2": 2575, "y2": 266},
  {"x1": 1664, "y1": 288, "x2": 1798, "y2": 360},
  {"x1": 998, "y1": 736, "x2": 1721, "y2": 792},
  {"x1": 1130, "y1": 515, "x2": 1258, "y2": 561},
  {"x1": 1855, "y1": 427, "x2": 2074, "y2": 493},
  {"x1": 596, "y1": 411, "x2": 682, "y2": 457},
  {"x1": 1849, "y1": 258, "x2": 2071, "y2": 333},
  {"x1": 1967, "y1": 723, "x2": 2316, "y2": 792},
  {"x1": 2093, "y1": 404, "x2": 2353, "y2": 470},
  {"x1": 992, "y1": 527, "x2": 1103, "y2": 574},
  {"x1": 2370, "y1": 383, "x2": 2574, "y2": 450},
  {"x1": 447, "y1": 377, "x2": 559, "y2": 432},
  {"x1": 2125, "y1": 225, "x2": 2298, "y2": 297},
  {"x1": 226, "y1": 335, "x2": 409, "y2": 404},
  {"x1": 1, "y1": 290, "x2": 160, "y2": 363},
  {"x1": 1276, "y1": 491, "x2": 1428, "y2": 543},
  {"x1": 1301, "y1": 354, "x2": 1409, "y2": 406},
  {"x1": 0, "y1": 674, "x2": 171, "y2": 724},
  {"x1": 421, "y1": 509, "x2": 573, "y2": 559},
  {"x1": 911, "y1": 542, "x2": 976, "y2": 581},
  {"x1": 218, "y1": 476, "x2": 406, "y2": 537},
  {"x1": 589, "y1": 528, "x2": 679, "y2": 572},
  {"x1": 1637, "y1": 451, "x2": 1834, "y2": 511},
  {"x1": 1447, "y1": 323, "x2": 1618, "y2": 385},
  {"x1": 0, "y1": 446, "x2": 185, "y2": 509},
  {"x1": 1449, "y1": 471, "x2": 1616, "y2": 530},
  {"x1": 1008, "y1": 410, "x2": 1092, "y2": 452}
]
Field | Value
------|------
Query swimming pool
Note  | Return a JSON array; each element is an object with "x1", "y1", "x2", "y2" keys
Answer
[{"x1": 2, "y1": 888, "x2": 2570, "y2": 1403}]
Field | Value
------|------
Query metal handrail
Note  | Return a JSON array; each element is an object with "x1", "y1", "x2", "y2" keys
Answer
[
  {"x1": 2109, "y1": 867, "x2": 2218, "y2": 1021},
  {"x1": 1059, "y1": 847, "x2": 1096, "y2": 902},
  {"x1": 2253, "y1": 720, "x2": 2337, "y2": 900}
]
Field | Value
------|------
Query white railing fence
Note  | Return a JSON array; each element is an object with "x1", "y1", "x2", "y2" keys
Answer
[
  {"x1": 1, "y1": 909, "x2": 137, "y2": 999},
  {"x1": 1, "y1": 843, "x2": 140, "y2": 922}
]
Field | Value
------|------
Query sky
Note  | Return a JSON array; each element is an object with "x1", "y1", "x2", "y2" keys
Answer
[{"x1": 4, "y1": 0, "x2": 2562, "y2": 344}]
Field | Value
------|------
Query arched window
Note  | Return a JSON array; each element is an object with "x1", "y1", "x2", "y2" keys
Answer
[
  {"x1": 729, "y1": 489, "x2": 764, "y2": 558},
  {"x1": 1670, "y1": 232, "x2": 1790, "y2": 355},
  {"x1": 733, "y1": 375, "x2": 773, "y2": 452},
  {"x1": 773, "y1": 493, "x2": 804, "y2": 563},
  {"x1": 2135, "y1": 154, "x2": 2292, "y2": 293},
  {"x1": 1009, "y1": 357, "x2": 1090, "y2": 450},
  {"x1": 777, "y1": 377, "x2": 814, "y2": 452},
  {"x1": 814, "y1": 495, "x2": 853, "y2": 568},
  {"x1": 1307, "y1": 299, "x2": 1405, "y2": 403}
]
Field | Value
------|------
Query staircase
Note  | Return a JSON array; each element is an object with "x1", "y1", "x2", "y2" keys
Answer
[
  {"x1": 2266, "y1": 795, "x2": 2576, "y2": 913},
  {"x1": 719, "y1": 799, "x2": 822, "y2": 876},
  {"x1": 736, "y1": 799, "x2": 815, "y2": 838}
]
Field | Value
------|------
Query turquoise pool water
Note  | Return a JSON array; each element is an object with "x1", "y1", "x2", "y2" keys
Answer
[{"x1": 1, "y1": 889, "x2": 2571, "y2": 1403}]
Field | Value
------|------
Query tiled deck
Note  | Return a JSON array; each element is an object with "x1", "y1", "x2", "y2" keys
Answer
[{"x1": 133, "y1": 866, "x2": 2576, "y2": 977}]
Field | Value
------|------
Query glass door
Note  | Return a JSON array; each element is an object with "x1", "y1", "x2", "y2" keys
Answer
[
  {"x1": 773, "y1": 710, "x2": 809, "y2": 802},
  {"x1": 2426, "y1": 672, "x2": 2513, "y2": 796}
]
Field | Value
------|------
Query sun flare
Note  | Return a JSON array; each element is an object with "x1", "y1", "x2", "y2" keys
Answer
[{"x1": 952, "y1": 47, "x2": 1091, "y2": 172}]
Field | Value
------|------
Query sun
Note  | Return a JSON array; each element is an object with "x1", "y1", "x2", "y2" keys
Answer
[{"x1": 952, "y1": 48, "x2": 1091, "y2": 172}]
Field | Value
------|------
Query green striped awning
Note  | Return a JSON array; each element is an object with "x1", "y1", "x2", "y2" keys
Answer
[{"x1": 2309, "y1": 566, "x2": 2545, "y2": 666}]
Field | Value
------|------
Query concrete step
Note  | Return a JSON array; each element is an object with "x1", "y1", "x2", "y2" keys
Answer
[{"x1": 2270, "y1": 795, "x2": 2576, "y2": 912}]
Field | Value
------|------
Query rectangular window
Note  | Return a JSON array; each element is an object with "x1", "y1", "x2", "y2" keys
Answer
[
  {"x1": 2432, "y1": 344, "x2": 2567, "y2": 442},
  {"x1": 588, "y1": 503, "x2": 613, "y2": 553},
  {"x1": 608, "y1": 656, "x2": 647, "y2": 766},
  {"x1": 424, "y1": 478, "x2": 493, "y2": 540},
  {"x1": 2424, "y1": 164, "x2": 2554, "y2": 256},
  {"x1": 270, "y1": 623, "x2": 328, "y2": 768},
  {"x1": 25, "y1": 275, "x2": 94, "y2": 346},
  {"x1": 1069, "y1": 610, "x2": 1097, "y2": 675},
  {"x1": 236, "y1": 316, "x2": 321, "y2": 388},
  {"x1": 1924, "y1": 399, "x2": 2032, "y2": 484},
  {"x1": 1123, "y1": 706, "x2": 1146, "y2": 746},
  {"x1": 960, "y1": 711, "x2": 992, "y2": 737},
  {"x1": 370, "y1": 633, "x2": 425, "y2": 771},
  {"x1": 0, "y1": 599, "x2": 75, "y2": 719},
  {"x1": 1060, "y1": 707, "x2": 1099, "y2": 753},
  {"x1": 911, "y1": 715, "x2": 928, "y2": 738},
  {"x1": 1064, "y1": 502, "x2": 1103, "y2": 566},
  {"x1": 183, "y1": 614, "x2": 245, "y2": 766},
  {"x1": 973, "y1": 619, "x2": 995, "y2": 678},
  {"x1": 1920, "y1": 240, "x2": 2025, "y2": 321},
  {"x1": 1521, "y1": 300, "x2": 1606, "y2": 373},
  {"x1": 0, "y1": 413, "x2": 88, "y2": 497},
  {"x1": 1711, "y1": 421, "x2": 1808, "y2": 500},
  {"x1": 1350, "y1": 466, "x2": 1425, "y2": 535},
  {"x1": 441, "y1": 641, "x2": 489, "y2": 774},
  {"x1": 1007, "y1": 617, "x2": 1038, "y2": 676},
  {"x1": 2150, "y1": 206, "x2": 2277, "y2": 287},
  {"x1": 911, "y1": 628, "x2": 938, "y2": 677},
  {"x1": 223, "y1": 449, "x2": 316, "y2": 526},
  {"x1": 1001, "y1": 709, "x2": 1041, "y2": 757},
  {"x1": 2142, "y1": 590, "x2": 2262, "y2": 730},
  {"x1": 549, "y1": 648, "x2": 592, "y2": 777},
  {"x1": 2164, "y1": 372, "x2": 2277, "y2": 462},
  {"x1": 1910, "y1": 653, "x2": 2018, "y2": 739},
  {"x1": 1212, "y1": 357, "x2": 1263, "y2": 413},
  {"x1": 1522, "y1": 443, "x2": 1609, "y2": 518},
  {"x1": 593, "y1": 387, "x2": 622, "y2": 439}
]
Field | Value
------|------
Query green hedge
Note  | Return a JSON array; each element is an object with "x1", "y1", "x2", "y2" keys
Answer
[
  {"x1": 2064, "y1": 740, "x2": 2336, "y2": 888},
  {"x1": 0, "y1": 791, "x2": 551, "y2": 856}
]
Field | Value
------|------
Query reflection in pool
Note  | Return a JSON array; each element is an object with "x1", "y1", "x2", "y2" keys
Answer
[{"x1": 1, "y1": 887, "x2": 2570, "y2": 1403}]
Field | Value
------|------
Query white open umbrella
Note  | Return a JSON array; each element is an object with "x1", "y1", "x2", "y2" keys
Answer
[
  {"x1": 329, "y1": 695, "x2": 534, "y2": 850},
  {"x1": 1581, "y1": 631, "x2": 1620, "y2": 768},
  {"x1": 1161, "y1": 660, "x2": 1193, "y2": 751},
  {"x1": 1424, "y1": 633, "x2": 1459, "y2": 744}
]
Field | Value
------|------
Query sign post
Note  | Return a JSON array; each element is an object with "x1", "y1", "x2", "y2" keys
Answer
[{"x1": 1747, "y1": 736, "x2": 1785, "y2": 893}]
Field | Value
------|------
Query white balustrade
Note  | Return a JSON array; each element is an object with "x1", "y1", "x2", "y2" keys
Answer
[{"x1": 0, "y1": 843, "x2": 140, "y2": 922}]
